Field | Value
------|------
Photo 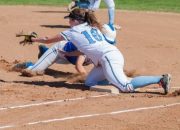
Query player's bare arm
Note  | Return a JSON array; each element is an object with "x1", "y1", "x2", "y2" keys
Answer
[{"x1": 75, "y1": 55, "x2": 87, "y2": 74}]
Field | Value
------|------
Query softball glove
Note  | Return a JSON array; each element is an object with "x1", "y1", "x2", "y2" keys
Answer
[{"x1": 16, "y1": 31, "x2": 38, "y2": 45}]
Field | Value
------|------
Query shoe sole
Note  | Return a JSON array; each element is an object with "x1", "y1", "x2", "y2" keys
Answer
[{"x1": 164, "y1": 74, "x2": 172, "y2": 94}]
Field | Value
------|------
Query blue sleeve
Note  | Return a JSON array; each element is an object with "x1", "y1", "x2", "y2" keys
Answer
[{"x1": 63, "y1": 41, "x2": 78, "y2": 65}]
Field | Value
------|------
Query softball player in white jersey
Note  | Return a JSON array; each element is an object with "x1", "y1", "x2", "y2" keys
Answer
[
  {"x1": 31, "y1": 9, "x2": 171, "y2": 94},
  {"x1": 19, "y1": 23, "x2": 116, "y2": 76}
]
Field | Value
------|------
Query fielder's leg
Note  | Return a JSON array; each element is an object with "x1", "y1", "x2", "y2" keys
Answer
[
  {"x1": 100, "y1": 51, "x2": 134, "y2": 92},
  {"x1": 85, "y1": 66, "x2": 106, "y2": 87},
  {"x1": 104, "y1": 0, "x2": 121, "y2": 29},
  {"x1": 89, "y1": 0, "x2": 101, "y2": 10},
  {"x1": 104, "y1": 0, "x2": 115, "y2": 25},
  {"x1": 100, "y1": 51, "x2": 170, "y2": 94}
]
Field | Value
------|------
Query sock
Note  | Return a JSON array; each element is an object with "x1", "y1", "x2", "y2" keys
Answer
[
  {"x1": 108, "y1": 8, "x2": 115, "y2": 25},
  {"x1": 131, "y1": 76, "x2": 162, "y2": 89}
]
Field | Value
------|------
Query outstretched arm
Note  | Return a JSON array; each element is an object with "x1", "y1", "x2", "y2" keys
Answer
[{"x1": 31, "y1": 34, "x2": 65, "y2": 44}]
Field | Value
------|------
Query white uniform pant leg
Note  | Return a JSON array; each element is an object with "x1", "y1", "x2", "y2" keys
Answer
[
  {"x1": 104, "y1": 0, "x2": 115, "y2": 24},
  {"x1": 27, "y1": 41, "x2": 68, "y2": 72},
  {"x1": 100, "y1": 51, "x2": 134, "y2": 92},
  {"x1": 104, "y1": 0, "x2": 115, "y2": 8},
  {"x1": 89, "y1": 0, "x2": 101, "y2": 10},
  {"x1": 85, "y1": 66, "x2": 106, "y2": 86}
]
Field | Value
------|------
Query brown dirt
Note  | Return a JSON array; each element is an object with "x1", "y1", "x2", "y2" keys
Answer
[
  {"x1": 169, "y1": 89, "x2": 180, "y2": 97},
  {"x1": 0, "y1": 6, "x2": 180, "y2": 130}
]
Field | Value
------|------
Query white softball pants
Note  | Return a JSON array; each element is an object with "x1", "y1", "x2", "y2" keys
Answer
[
  {"x1": 85, "y1": 50, "x2": 134, "y2": 92},
  {"x1": 89, "y1": 0, "x2": 115, "y2": 10},
  {"x1": 27, "y1": 41, "x2": 69, "y2": 72}
]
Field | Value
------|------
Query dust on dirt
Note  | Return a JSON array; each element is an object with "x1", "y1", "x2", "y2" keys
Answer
[
  {"x1": 169, "y1": 89, "x2": 180, "y2": 97},
  {"x1": 0, "y1": 57, "x2": 22, "y2": 72}
]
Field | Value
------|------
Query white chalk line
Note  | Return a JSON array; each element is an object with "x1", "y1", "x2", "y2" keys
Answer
[
  {"x1": 0, "y1": 102, "x2": 180, "y2": 129},
  {"x1": 0, "y1": 86, "x2": 179, "y2": 111},
  {"x1": 0, "y1": 125, "x2": 14, "y2": 129},
  {"x1": 0, "y1": 94, "x2": 110, "y2": 111}
]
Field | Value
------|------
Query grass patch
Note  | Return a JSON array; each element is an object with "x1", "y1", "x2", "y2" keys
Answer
[
  {"x1": 0, "y1": 0, "x2": 71, "y2": 6},
  {"x1": 0, "y1": 0, "x2": 180, "y2": 13},
  {"x1": 113, "y1": 0, "x2": 180, "y2": 13}
]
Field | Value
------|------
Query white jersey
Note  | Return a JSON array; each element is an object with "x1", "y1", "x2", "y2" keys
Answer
[{"x1": 61, "y1": 22, "x2": 118, "y2": 66}]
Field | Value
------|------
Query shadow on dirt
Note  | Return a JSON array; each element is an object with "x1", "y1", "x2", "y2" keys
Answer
[
  {"x1": 13, "y1": 80, "x2": 88, "y2": 91},
  {"x1": 1, "y1": 79, "x2": 179, "y2": 96},
  {"x1": 41, "y1": 24, "x2": 70, "y2": 29},
  {"x1": 33, "y1": 10, "x2": 68, "y2": 14},
  {"x1": 168, "y1": 89, "x2": 180, "y2": 97},
  {"x1": 0, "y1": 79, "x2": 6, "y2": 82},
  {"x1": 44, "y1": 68, "x2": 73, "y2": 78},
  {"x1": 133, "y1": 91, "x2": 165, "y2": 96}
]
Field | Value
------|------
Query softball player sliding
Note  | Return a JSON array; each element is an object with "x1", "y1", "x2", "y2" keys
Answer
[
  {"x1": 19, "y1": 23, "x2": 116, "y2": 76},
  {"x1": 23, "y1": 41, "x2": 89, "y2": 75},
  {"x1": 69, "y1": 0, "x2": 120, "y2": 29},
  {"x1": 30, "y1": 9, "x2": 171, "y2": 94}
]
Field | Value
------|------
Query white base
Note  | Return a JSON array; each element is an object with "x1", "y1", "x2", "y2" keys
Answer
[{"x1": 90, "y1": 85, "x2": 120, "y2": 94}]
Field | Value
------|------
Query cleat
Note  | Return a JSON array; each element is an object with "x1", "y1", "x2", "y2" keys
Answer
[
  {"x1": 38, "y1": 45, "x2": 48, "y2": 59},
  {"x1": 21, "y1": 69, "x2": 44, "y2": 77},
  {"x1": 160, "y1": 74, "x2": 171, "y2": 94},
  {"x1": 113, "y1": 24, "x2": 122, "y2": 30},
  {"x1": 12, "y1": 62, "x2": 34, "y2": 72}
]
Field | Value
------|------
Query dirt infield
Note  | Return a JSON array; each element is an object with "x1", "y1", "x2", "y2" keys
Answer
[{"x1": 0, "y1": 6, "x2": 180, "y2": 130}]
